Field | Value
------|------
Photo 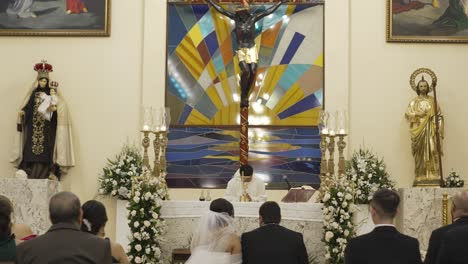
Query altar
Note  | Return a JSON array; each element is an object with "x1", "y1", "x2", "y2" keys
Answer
[{"x1": 116, "y1": 200, "x2": 325, "y2": 263}]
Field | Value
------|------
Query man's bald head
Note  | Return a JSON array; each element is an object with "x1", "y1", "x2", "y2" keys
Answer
[
  {"x1": 452, "y1": 190, "x2": 468, "y2": 219},
  {"x1": 49, "y1": 192, "x2": 81, "y2": 225}
]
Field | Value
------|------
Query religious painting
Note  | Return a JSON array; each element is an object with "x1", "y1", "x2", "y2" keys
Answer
[
  {"x1": 388, "y1": 0, "x2": 468, "y2": 42},
  {"x1": 0, "y1": 0, "x2": 110, "y2": 36},
  {"x1": 165, "y1": 1, "x2": 324, "y2": 188}
]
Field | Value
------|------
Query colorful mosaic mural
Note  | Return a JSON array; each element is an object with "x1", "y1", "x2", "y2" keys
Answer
[
  {"x1": 166, "y1": 2, "x2": 324, "y2": 126},
  {"x1": 166, "y1": 127, "x2": 321, "y2": 189}
]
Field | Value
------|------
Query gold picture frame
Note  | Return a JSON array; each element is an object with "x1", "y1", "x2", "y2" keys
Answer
[
  {"x1": 387, "y1": 0, "x2": 468, "y2": 43},
  {"x1": 0, "y1": 0, "x2": 110, "y2": 37}
]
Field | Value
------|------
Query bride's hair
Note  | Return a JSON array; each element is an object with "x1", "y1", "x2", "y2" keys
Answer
[
  {"x1": 210, "y1": 198, "x2": 234, "y2": 217},
  {"x1": 191, "y1": 199, "x2": 236, "y2": 252}
]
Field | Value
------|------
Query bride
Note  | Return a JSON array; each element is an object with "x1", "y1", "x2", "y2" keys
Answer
[{"x1": 186, "y1": 198, "x2": 241, "y2": 264}]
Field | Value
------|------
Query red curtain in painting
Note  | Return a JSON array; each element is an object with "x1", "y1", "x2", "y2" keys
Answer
[{"x1": 66, "y1": 0, "x2": 87, "y2": 13}]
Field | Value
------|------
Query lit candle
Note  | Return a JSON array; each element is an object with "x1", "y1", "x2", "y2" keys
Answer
[
  {"x1": 143, "y1": 125, "x2": 150, "y2": 131},
  {"x1": 160, "y1": 125, "x2": 167, "y2": 131},
  {"x1": 338, "y1": 129, "x2": 346, "y2": 135},
  {"x1": 321, "y1": 128, "x2": 329, "y2": 135},
  {"x1": 329, "y1": 130, "x2": 336, "y2": 136}
]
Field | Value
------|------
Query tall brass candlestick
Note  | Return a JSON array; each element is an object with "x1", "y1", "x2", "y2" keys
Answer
[
  {"x1": 160, "y1": 131, "x2": 168, "y2": 177},
  {"x1": 327, "y1": 135, "x2": 336, "y2": 176},
  {"x1": 152, "y1": 131, "x2": 161, "y2": 177},
  {"x1": 141, "y1": 130, "x2": 151, "y2": 169},
  {"x1": 318, "y1": 134, "x2": 329, "y2": 200},
  {"x1": 337, "y1": 135, "x2": 347, "y2": 176}
]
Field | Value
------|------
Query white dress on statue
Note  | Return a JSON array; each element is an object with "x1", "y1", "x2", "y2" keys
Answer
[
  {"x1": 186, "y1": 211, "x2": 241, "y2": 264},
  {"x1": 225, "y1": 169, "x2": 267, "y2": 202}
]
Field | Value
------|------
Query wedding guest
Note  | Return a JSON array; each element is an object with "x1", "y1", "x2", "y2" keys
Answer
[
  {"x1": 0, "y1": 195, "x2": 19, "y2": 262},
  {"x1": 0, "y1": 195, "x2": 36, "y2": 242},
  {"x1": 435, "y1": 225, "x2": 468, "y2": 264},
  {"x1": 16, "y1": 192, "x2": 112, "y2": 264},
  {"x1": 425, "y1": 190, "x2": 468, "y2": 264},
  {"x1": 81, "y1": 200, "x2": 129, "y2": 264},
  {"x1": 344, "y1": 189, "x2": 422, "y2": 264},
  {"x1": 186, "y1": 198, "x2": 241, "y2": 264},
  {"x1": 241, "y1": 201, "x2": 308, "y2": 264}
]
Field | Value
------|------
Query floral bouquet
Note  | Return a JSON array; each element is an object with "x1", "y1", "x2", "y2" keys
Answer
[
  {"x1": 346, "y1": 148, "x2": 395, "y2": 204},
  {"x1": 127, "y1": 169, "x2": 169, "y2": 264},
  {"x1": 445, "y1": 171, "x2": 464, "y2": 188},
  {"x1": 98, "y1": 144, "x2": 142, "y2": 200},
  {"x1": 322, "y1": 177, "x2": 354, "y2": 264}
]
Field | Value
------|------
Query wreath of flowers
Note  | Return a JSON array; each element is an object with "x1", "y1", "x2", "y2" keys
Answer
[
  {"x1": 127, "y1": 169, "x2": 169, "y2": 264},
  {"x1": 98, "y1": 145, "x2": 142, "y2": 200},
  {"x1": 322, "y1": 177, "x2": 354, "y2": 264},
  {"x1": 445, "y1": 171, "x2": 464, "y2": 188},
  {"x1": 346, "y1": 148, "x2": 395, "y2": 204}
]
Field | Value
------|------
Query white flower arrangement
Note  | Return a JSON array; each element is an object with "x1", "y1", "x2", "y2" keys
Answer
[
  {"x1": 322, "y1": 177, "x2": 354, "y2": 264},
  {"x1": 445, "y1": 171, "x2": 464, "y2": 188},
  {"x1": 346, "y1": 148, "x2": 395, "y2": 204},
  {"x1": 98, "y1": 145, "x2": 142, "y2": 200},
  {"x1": 127, "y1": 169, "x2": 169, "y2": 264}
]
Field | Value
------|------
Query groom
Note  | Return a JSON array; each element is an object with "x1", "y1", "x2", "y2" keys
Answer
[{"x1": 241, "y1": 201, "x2": 309, "y2": 264}]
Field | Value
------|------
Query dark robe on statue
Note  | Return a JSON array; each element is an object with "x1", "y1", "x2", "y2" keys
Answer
[{"x1": 19, "y1": 86, "x2": 58, "y2": 179}]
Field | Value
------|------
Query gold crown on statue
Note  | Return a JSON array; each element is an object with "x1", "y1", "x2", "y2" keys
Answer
[{"x1": 34, "y1": 60, "x2": 53, "y2": 80}]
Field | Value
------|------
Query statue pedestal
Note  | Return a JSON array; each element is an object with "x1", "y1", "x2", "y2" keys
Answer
[
  {"x1": 352, "y1": 204, "x2": 374, "y2": 236},
  {"x1": 0, "y1": 178, "x2": 60, "y2": 234},
  {"x1": 397, "y1": 187, "x2": 461, "y2": 252}
]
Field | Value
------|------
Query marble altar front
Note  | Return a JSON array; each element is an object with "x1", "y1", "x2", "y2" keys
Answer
[
  {"x1": 0, "y1": 178, "x2": 60, "y2": 234},
  {"x1": 116, "y1": 200, "x2": 325, "y2": 263}
]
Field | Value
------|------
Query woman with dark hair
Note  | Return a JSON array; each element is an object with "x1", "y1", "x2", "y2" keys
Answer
[
  {"x1": 187, "y1": 198, "x2": 241, "y2": 264},
  {"x1": 0, "y1": 195, "x2": 20, "y2": 261},
  {"x1": 81, "y1": 200, "x2": 129, "y2": 264}
]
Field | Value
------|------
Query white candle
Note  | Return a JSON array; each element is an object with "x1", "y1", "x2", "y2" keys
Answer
[
  {"x1": 329, "y1": 130, "x2": 336, "y2": 136},
  {"x1": 161, "y1": 125, "x2": 167, "y2": 131},
  {"x1": 321, "y1": 128, "x2": 329, "y2": 135},
  {"x1": 338, "y1": 129, "x2": 346, "y2": 135},
  {"x1": 143, "y1": 125, "x2": 150, "y2": 131},
  {"x1": 154, "y1": 126, "x2": 161, "y2": 132}
]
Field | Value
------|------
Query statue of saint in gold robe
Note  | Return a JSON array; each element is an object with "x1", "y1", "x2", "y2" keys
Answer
[{"x1": 405, "y1": 78, "x2": 443, "y2": 186}]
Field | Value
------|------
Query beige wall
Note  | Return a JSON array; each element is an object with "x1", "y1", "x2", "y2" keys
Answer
[
  {"x1": 349, "y1": 0, "x2": 468, "y2": 187},
  {"x1": 1, "y1": 0, "x2": 467, "y2": 239}
]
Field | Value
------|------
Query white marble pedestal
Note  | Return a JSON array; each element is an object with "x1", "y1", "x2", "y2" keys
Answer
[
  {"x1": 397, "y1": 187, "x2": 461, "y2": 252},
  {"x1": 117, "y1": 200, "x2": 325, "y2": 263},
  {"x1": 0, "y1": 178, "x2": 60, "y2": 234}
]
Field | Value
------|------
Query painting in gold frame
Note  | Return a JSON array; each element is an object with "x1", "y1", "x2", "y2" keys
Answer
[
  {"x1": 0, "y1": 0, "x2": 110, "y2": 36},
  {"x1": 387, "y1": 0, "x2": 468, "y2": 43}
]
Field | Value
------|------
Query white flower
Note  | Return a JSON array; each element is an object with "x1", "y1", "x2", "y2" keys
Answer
[
  {"x1": 331, "y1": 222, "x2": 339, "y2": 229},
  {"x1": 145, "y1": 248, "x2": 151, "y2": 254},
  {"x1": 152, "y1": 212, "x2": 159, "y2": 219},
  {"x1": 135, "y1": 191, "x2": 141, "y2": 197},
  {"x1": 325, "y1": 253, "x2": 331, "y2": 259},
  {"x1": 131, "y1": 210, "x2": 137, "y2": 216},
  {"x1": 134, "y1": 256, "x2": 142, "y2": 263},
  {"x1": 118, "y1": 187, "x2": 129, "y2": 197},
  {"x1": 342, "y1": 202, "x2": 348, "y2": 208},
  {"x1": 135, "y1": 244, "x2": 142, "y2": 251},
  {"x1": 134, "y1": 221, "x2": 140, "y2": 228},
  {"x1": 323, "y1": 193, "x2": 331, "y2": 202},
  {"x1": 325, "y1": 231, "x2": 334, "y2": 242},
  {"x1": 144, "y1": 221, "x2": 151, "y2": 227},
  {"x1": 144, "y1": 192, "x2": 152, "y2": 200},
  {"x1": 111, "y1": 190, "x2": 117, "y2": 195},
  {"x1": 345, "y1": 194, "x2": 353, "y2": 200},
  {"x1": 337, "y1": 192, "x2": 343, "y2": 197},
  {"x1": 344, "y1": 229, "x2": 350, "y2": 237},
  {"x1": 133, "y1": 196, "x2": 140, "y2": 203}
]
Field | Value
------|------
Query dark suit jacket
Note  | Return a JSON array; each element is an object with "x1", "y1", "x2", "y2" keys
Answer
[
  {"x1": 435, "y1": 225, "x2": 468, "y2": 264},
  {"x1": 424, "y1": 217, "x2": 468, "y2": 264},
  {"x1": 344, "y1": 226, "x2": 422, "y2": 264},
  {"x1": 241, "y1": 224, "x2": 308, "y2": 264},
  {"x1": 16, "y1": 223, "x2": 112, "y2": 264}
]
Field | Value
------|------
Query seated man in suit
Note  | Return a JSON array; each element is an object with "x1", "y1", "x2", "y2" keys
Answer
[
  {"x1": 435, "y1": 225, "x2": 468, "y2": 264},
  {"x1": 241, "y1": 201, "x2": 308, "y2": 264},
  {"x1": 344, "y1": 189, "x2": 422, "y2": 264},
  {"x1": 424, "y1": 190, "x2": 468, "y2": 264},
  {"x1": 16, "y1": 192, "x2": 112, "y2": 264}
]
